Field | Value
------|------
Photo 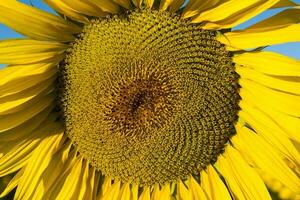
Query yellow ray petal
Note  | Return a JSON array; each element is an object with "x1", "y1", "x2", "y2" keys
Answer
[
  {"x1": 247, "y1": 8, "x2": 300, "y2": 30},
  {"x1": 60, "y1": 0, "x2": 108, "y2": 17},
  {"x1": 238, "y1": 98, "x2": 300, "y2": 164},
  {"x1": 131, "y1": 184, "x2": 139, "y2": 200},
  {"x1": 236, "y1": 65, "x2": 300, "y2": 95},
  {"x1": 218, "y1": 145, "x2": 272, "y2": 200},
  {"x1": 0, "y1": 94, "x2": 54, "y2": 132},
  {"x1": 44, "y1": 0, "x2": 89, "y2": 23},
  {"x1": 158, "y1": 183, "x2": 172, "y2": 200},
  {"x1": 0, "y1": 138, "x2": 40, "y2": 177},
  {"x1": 151, "y1": 185, "x2": 160, "y2": 200},
  {"x1": 77, "y1": 160, "x2": 90, "y2": 200},
  {"x1": 0, "y1": 62, "x2": 57, "y2": 87},
  {"x1": 232, "y1": 125, "x2": 300, "y2": 193},
  {"x1": 0, "y1": 168, "x2": 23, "y2": 198},
  {"x1": 113, "y1": 0, "x2": 131, "y2": 9},
  {"x1": 233, "y1": 51, "x2": 300, "y2": 76},
  {"x1": 192, "y1": 0, "x2": 264, "y2": 23},
  {"x1": 100, "y1": 180, "x2": 121, "y2": 200},
  {"x1": 160, "y1": 0, "x2": 173, "y2": 11},
  {"x1": 239, "y1": 79, "x2": 300, "y2": 117},
  {"x1": 43, "y1": 154, "x2": 85, "y2": 200},
  {"x1": 138, "y1": 186, "x2": 151, "y2": 200},
  {"x1": 118, "y1": 182, "x2": 131, "y2": 200},
  {"x1": 272, "y1": 0, "x2": 298, "y2": 8},
  {"x1": 0, "y1": 75, "x2": 56, "y2": 101},
  {"x1": 0, "y1": 78, "x2": 55, "y2": 115},
  {"x1": 98, "y1": 176, "x2": 112, "y2": 198},
  {"x1": 84, "y1": 167, "x2": 96, "y2": 200},
  {"x1": 88, "y1": 0, "x2": 120, "y2": 13},
  {"x1": 218, "y1": 24, "x2": 300, "y2": 50},
  {"x1": 202, "y1": 0, "x2": 280, "y2": 29},
  {"x1": 182, "y1": 0, "x2": 222, "y2": 19},
  {"x1": 0, "y1": 0, "x2": 81, "y2": 42},
  {"x1": 200, "y1": 171, "x2": 212, "y2": 199},
  {"x1": 145, "y1": 0, "x2": 155, "y2": 8},
  {"x1": 0, "y1": 39, "x2": 67, "y2": 65},
  {"x1": 189, "y1": 175, "x2": 208, "y2": 200},
  {"x1": 0, "y1": 117, "x2": 61, "y2": 177},
  {"x1": 37, "y1": 143, "x2": 76, "y2": 199},
  {"x1": 201, "y1": 166, "x2": 231, "y2": 200},
  {"x1": 261, "y1": 108, "x2": 300, "y2": 143},
  {"x1": 169, "y1": 0, "x2": 185, "y2": 12},
  {"x1": 0, "y1": 106, "x2": 52, "y2": 142},
  {"x1": 14, "y1": 129, "x2": 65, "y2": 200},
  {"x1": 132, "y1": 0, "x2": 143, "y2": 8},
  {"x1": 178, "y1": 180, "x2": 193, "y2": 200}
]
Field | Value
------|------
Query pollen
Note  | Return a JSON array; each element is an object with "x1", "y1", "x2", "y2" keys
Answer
[{"x1": 57, "y1": 9, "x2": 240, "y2": 185}]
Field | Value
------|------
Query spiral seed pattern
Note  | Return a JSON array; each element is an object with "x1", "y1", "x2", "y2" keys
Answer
[{"x1": 58, "y1": 9, "x2": 240, "y2": 185}]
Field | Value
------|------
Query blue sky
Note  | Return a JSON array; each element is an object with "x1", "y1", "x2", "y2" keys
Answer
[{"x1": 0, "y1": 0, "x2": 299, "y2": 68}]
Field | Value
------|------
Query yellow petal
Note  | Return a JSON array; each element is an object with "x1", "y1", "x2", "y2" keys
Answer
[
  {"x1": 0, "y1": 78, "x2": 54, "y2": 115},
  {"x1": 160, "y1": 0, "x2": 173, "y2": 11},
  {"x1": 151, "y1": 185, "x2": 161, "y2": 200},
  {"x1": 218, "y1": 24, "x2": 300, "y2": 50},
  {"x1": 200, "y1": 171, "x2": 212, "y2": 199},
  {"x1": 202, "y1": 0, "x2": 280, "y2": 29},
  {"x1": 0, "y1": 115, "x2": 61, "y2": 176},
  {"x1": 158, "y1": 184, "x2": 172, "y2": 200},
  {"x1": 0, "y1": 64, "x2": 57, "y2": 97},
  {"x1": 0, "y1": 0, "x2": 81, "y2": 42},
  {"x1": 118, "y1": 182, "x2": 131, "y2": 200},
  {"x1": 182, "y1": 0, "x2": 222, "y2": 19},
  {"x1": 132, "y1": 0, "x2": 143, "y2": 8},
  {"x1": 88, "y1": 0, "x2": 120, "y2": 13},
  {"x1": 0, "y1": 168, "x2": 23, "y2": 198},
  {"x1": 232, "y1": 125, "x2": 300, "y2": 193},
  {"x1": 233, "y1": 51, "x2": 300, "y2": 76},
  {"x1": 0, "y1": 106, "x2": 52, "y2": 142},
  {"x1": 238, "y1": 98, "x2": 300, "y2": 164},
  {"x1": 44, "y1": 0, "x2": 89, "y2": 23},
  {"x1": 178, "y1": 180, "x2": 193, "y2": 200},
  {"x1": 239, "y1": 79, "x2": 300, "y2": 117},
  {"x1": 261, "y1": 108, "x2": 300, "y2": 143},
  {"x1": 98, "y1": 176, "x2": 112, "y2": 198},
  {"x1": 37, "y1": 143, "x2": 76, "y2": 199},
  {"x1": 272, "y1": 0, "x2": 299, "y2": 8},
  {"x1": 169, "y1": 0, "x2": 185, "y2": 12},
  {"x1": 0, "y1": 94, "x2": 54, "y2": 132},
  {"x1": 247, "y1": 8, "x2": 300, "y2": 30},
  {"x1": 0, "y1": 137, "x2": 40, "y2": 176},
  {"x1": 84, "y1": 167, "x2": 97, "y2": 200},
  {"x1": 46, "y1": 155, "x2": 85, "y2": 199},
  {"x1": 77, "y1": 160, "x2": 90, "y2": 200},
  {"x1": 145, "y1": 0, "x2": 155, "y2": 8},
  {"x1": 101, "y1": 181, "x2": 121, "y2": 200},
  {"x1": 138, "y1": 186, "x2": 151, "y2": 200},
  {"x1": 236, "y1": 65, "x2": 300, "y2": 95},
  {"x1": 61, "y1": 0, "x2": 108, "y2": 17},
  {"x1": 189, "y1": 175, "x2": 208, "y2": 200},
  {"x1": 14, "y1": 129, "x2": 65, "y2": 200},
  {"x1": 113, "y1": 0, "x2": 131, "y2": 9},
  {"x1": 218, "y1": 145, "x2": 272, "y2": 200},
  {"x1": 192, "y1": 0, "x2": 264, "y2": 23},
  {"x1": 0, "y1": 39, "x2": 67, "y2": 65},
  {"x1": 131, "y1": 184, "x2": 139, "y2": 200},
  {"x1": 201, "y1": 166, "x2": 231, "y2": 200}
]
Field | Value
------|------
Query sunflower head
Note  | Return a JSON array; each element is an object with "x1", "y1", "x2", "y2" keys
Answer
[
  {"x1": 0, "y1": 0, "x2": 299, "y2": 199},
  {"x1": 57, "y1": 8, "x2": 240, "y2": 185}
]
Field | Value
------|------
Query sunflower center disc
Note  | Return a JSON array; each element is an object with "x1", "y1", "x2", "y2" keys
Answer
[{"x1": 58, "y1": 9, "x2": 240, "y2": 185}]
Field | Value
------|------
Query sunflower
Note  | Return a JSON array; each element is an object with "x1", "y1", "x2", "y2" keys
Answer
[{"x1": 0, "y1": 0, "x2": 300, "y2": 199}]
